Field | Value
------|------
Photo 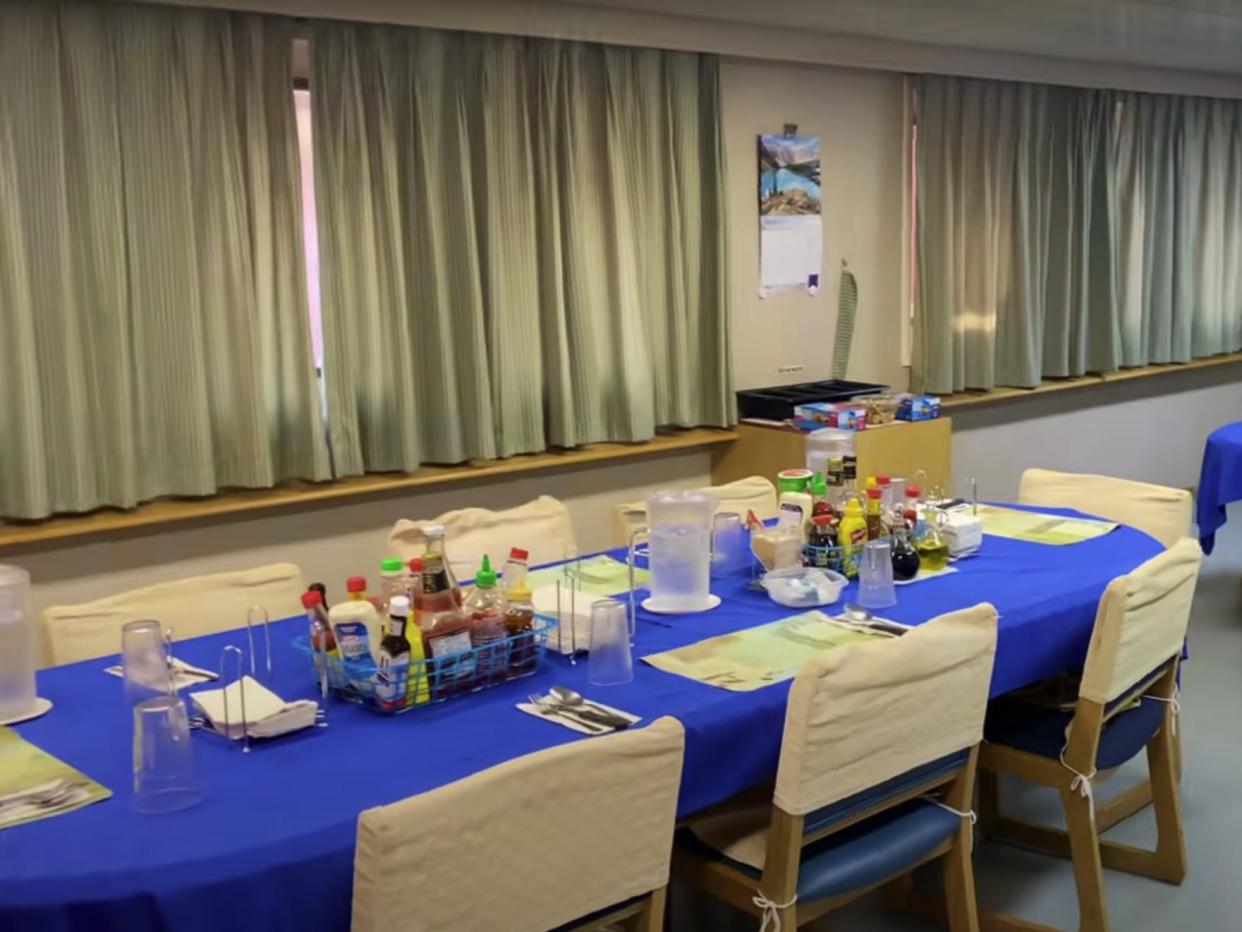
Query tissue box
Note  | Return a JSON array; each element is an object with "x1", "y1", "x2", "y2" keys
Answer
[
  {"x1": 941, "y1": 510, "x2": 983, "y2": 557},
  {"x1": 794, "y1": 402, "x2": 867, "y2": 432},
  {"x1": 897, "y1": 395, "x2": 941, "y2": 421}
]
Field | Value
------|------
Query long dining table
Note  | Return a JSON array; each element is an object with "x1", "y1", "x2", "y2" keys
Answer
[{"x1": 1, "y1": 506, "x2": 1162, "y2": 932}]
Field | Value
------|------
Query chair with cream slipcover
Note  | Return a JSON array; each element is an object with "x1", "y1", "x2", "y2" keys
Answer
[
  {"x1": 614, "y1": 476, "x2": 779, "y2": 546},
  {"x1": 979, "y1": 538, "x2": 1201, "y2": 932},
  {"x1": 676, "y1": 603, "x2": 999, "y2": 931},
  {"x1": 351, "y1": 716, "x2": 685, "y2": 932},
  {"x1": 1017, "y1": 468, "x2": 1192, "y2": 550},
  {"x1": 41, "y1": 563, "x2": 306, "y2": 666},
  {"x1": 1016, "y1": 467, "x2": 1195, "y2": 830},
  {"x1": 387, "y1": 495, "x2": 576, "y2": 582}
]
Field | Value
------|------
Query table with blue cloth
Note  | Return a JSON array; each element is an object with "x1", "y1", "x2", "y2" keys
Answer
[
  {"x1": 1197, "y1": 421, "x2": 1242, "y2": 553},
  {"x1": 1, "y1": 507, "x2": 1162, "y2": 932}
]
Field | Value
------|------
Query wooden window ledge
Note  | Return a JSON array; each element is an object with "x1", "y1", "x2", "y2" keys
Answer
[
  {"x1": 0, "y1": 427, "x2": 738, "y2": 552},
  {"x1": 938, "y1": 351, "x2": 1242, "y2": 411}
]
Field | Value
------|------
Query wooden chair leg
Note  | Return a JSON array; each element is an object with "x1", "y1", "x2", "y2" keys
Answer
[
  {"x1": 977, "y1": 770, "x2": 1001, "y2": 836},
  {"x1": 1095, "y1": 779, "x2": 1152, "y2": 832},
  {"x1": 631, "y1": 885, "x2": 667, "y2": 932},
  {"x1": 1146, "y1": 726, "x2": 1187, "y2": 884},
  {"x1": 943, "y1": 828, "x2": 981, "y2": 932},
  {"x1": 1059, "y1": 786, "x2": 1109, "y2": 932}
]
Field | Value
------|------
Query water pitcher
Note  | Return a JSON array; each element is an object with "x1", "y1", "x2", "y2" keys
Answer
[
  {"x1": 630, "y1": 490, "x2": 715, "y2": 613},
  {"x1": 0, "y1": 565, "x2": 36, "y2": 721}
]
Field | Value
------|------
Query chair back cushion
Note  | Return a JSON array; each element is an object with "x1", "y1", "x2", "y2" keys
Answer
[
  {"x1": 41, "y1": 563, "x2": 306, "y2": 666},
  {"x1": 774, "y1": 604, "x2": 998, "y2": 816},
  {"x1": 351, "y1": 717, "x2": 685, "y2": 932},
  {"x1": 615, "y1": 476, "x2": 779, "y2": 545},
  {"x1": 387, "y1": 496, "x2": 575, "y2": 580},
  {"x1": 1017, "y1": 467, "x2": 1192, "y2": 549},
  {"x1": 1078, "y1": 537, "x2": 1202, "y2": 704}
]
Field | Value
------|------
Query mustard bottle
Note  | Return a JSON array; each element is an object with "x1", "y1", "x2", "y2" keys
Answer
[{"x1": 837, "y1": 496, "x2": 868, "y2": 577}]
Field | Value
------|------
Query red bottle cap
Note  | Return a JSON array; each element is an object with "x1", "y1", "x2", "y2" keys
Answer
[
  {"x1": 905, "y1": 484, "x2": 921, "y2": 498},
  {"x1": 876, "y1": 474, "x2": 892, "y2": 485},
  {"x1": 408, "y1": 558, "x2": 423, "y2": 572},
  {"x1": 509, "y1": 547, "x2": 529, "y2": 561},
  {"x1": 346, "y1": 575, "x2": 367, "y2": 593},
  {"x1": 866, "y1": 488, "x2": 883, "y2": 499},
  {"x1": 301, "y1": 590, "x2": 322, "y2": 609}
]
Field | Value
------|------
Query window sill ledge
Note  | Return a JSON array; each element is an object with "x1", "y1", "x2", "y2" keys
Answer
[
  {"x1": 938, "y1": 351, "x2": 1242, "y2": 411},
  {"x1": 0, "y1": 427, "x2": 737, "y2": 552}
]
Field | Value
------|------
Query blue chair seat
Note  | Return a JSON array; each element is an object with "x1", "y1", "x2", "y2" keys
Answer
[
  {"x1": 984, "y1": 694, "x2": 1165, "y2": 770},
  {"x1": 678, "y1": 800, "x2": 961, "y2": 902}
]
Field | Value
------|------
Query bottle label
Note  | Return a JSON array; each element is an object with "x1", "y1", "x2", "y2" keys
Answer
[
  {"x1": 377, "y1": 650, "x2": 410, "y2": 705},
  {"x1": 333, "y1": 622, "x2": 372, "y2": 663},
  {"x1": 428, "y1": 630, "x2": 476, "y2": 678}
]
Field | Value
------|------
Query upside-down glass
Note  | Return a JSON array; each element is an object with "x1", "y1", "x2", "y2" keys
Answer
[
  {"x1": 588, "y1": 599, "x2": 633, "y2": 686},
  {"x1": 132, "y1": 695, "x2": 201, "y2": 814},
  {"x1": 857, "y1": 539, "x2": 897, "y2": 609},
  {"x1": 0, "y1": 565, "x2": 36, "y2": 722},
  {"x1": 122, "y1": 620, "x2": 173, "y2": 706},
  {"x1": 711, "y1": 512, "x2": 747, "y2": 578}
]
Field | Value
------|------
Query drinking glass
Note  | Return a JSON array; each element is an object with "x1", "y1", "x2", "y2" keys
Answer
[
  {"x1": 857, "y1": 539, "x2": 897, "y2": 609},
  {"x1": 711, "y1": 512, "x2": 747, "y2": 578},
  {"x1": 0, "y1": 565, "x2": 36, "y2": 722},
  {"x1": 122, "y1": 620, "x2": 172, "y2": 706},
  {"x1": 588, "y1": 599, "x2": 633, "y2": 686},
  {"x1": 132, "y1": 695, "x2": 201, "y2": 814}
]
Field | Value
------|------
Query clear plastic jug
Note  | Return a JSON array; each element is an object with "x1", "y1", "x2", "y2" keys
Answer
[
  {"x1": 0, "y1": 565, "x2": 36, "y2": 722},
  {"x1": 630, "y1": 490, "x2": 715, "y2": 613}
]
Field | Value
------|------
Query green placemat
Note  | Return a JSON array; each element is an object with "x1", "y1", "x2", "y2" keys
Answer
[{"x1": 0, "y1": 726, "x2": 111, "y2": 830}]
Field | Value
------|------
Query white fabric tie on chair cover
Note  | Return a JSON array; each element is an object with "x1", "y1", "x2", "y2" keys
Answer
[{"x1": 41, "y1": 563, "x2": 306, "y2": 666}]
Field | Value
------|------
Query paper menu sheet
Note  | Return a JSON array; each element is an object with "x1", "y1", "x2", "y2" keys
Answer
[
  {"x1": 641, "y1": 610, "x2": 887, "y2": 692},
  {"x1": 0, "y1": 728, "x2": 111, "y2": 830},
  {"x1": 975, "y1": 505, "x2": 1117, "y2": 545},
  {"x1": 524, "y1": 555, "x2": 648, "y2": 597}
]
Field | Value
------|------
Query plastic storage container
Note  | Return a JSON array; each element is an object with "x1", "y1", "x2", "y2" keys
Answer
[{"x1": 805, "y1": 428, "x2": 856, "y2": 478}]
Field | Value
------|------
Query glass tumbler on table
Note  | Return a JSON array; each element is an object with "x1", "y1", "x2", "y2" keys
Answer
[
  {"x1": 132, "y1": 694, "x2": 201, "y2": 814},
  {"x1": 122, "y1": 620, "x2": 173, "y2": 706},
  {"x1": 857, "y1": 539, "x2": 897, "y2": 610},
  {"x1": 711, "y1": 512, "x2": 747, "y2": 578},
  {"x1": 0, "y1": 565, "x2": 36, "y2": 723},
  {"x1": 588, "y1": 599, "x2": 633, "y2": 687}
]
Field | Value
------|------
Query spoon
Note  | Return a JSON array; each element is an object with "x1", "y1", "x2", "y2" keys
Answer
[
  {"x1": 549, "y1": 686, "x2": 631, "y2": 729},
  {"x1": 839, "y1": 604, "x2": 908, "y2": 636}
]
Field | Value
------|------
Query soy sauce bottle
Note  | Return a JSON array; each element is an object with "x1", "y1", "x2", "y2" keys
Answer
[{"x1": 890, "y1": 527, "x2": 921, "y2": 581}]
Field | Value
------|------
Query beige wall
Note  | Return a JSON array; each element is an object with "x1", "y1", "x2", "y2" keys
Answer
[
  {"x1": 11, "y1": 450, "x2": 712, "y2": 620},
  {"x1": 722, "y1": 58, "x2": 907, "y2": 391}
]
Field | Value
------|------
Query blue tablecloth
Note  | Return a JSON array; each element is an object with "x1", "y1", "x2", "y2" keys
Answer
[
  {"x1": 1197, "y1": 422, "x2": 1242, "y2": 553},
  {"x1": 1, "y1": 510, "x2": 1161, "y2": 932}
]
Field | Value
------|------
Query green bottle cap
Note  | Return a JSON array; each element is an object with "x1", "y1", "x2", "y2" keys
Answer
[
  {"x1": 475, "y1": 554, "x2": 498, "y2": 588},
  {"x1": 810, "y1": 473, "x2": 828, "y2": 496},
  {"x1": 380, "y1": 557, "x2": 404, "y2": 573}
]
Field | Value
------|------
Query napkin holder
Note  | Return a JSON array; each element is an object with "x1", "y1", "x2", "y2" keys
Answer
[{"x1": 941, "y1": 509, "x2": 983, "y2": 557}]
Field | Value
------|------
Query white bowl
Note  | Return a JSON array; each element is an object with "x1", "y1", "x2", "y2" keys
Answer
[{"x1": 760, "y1": 567, "x2": 848, "y2": 608}]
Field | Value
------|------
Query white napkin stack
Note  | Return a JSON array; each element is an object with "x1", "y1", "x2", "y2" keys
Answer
[{"x1": 191, "y1": 676, "x2": 319, "y2": 740}]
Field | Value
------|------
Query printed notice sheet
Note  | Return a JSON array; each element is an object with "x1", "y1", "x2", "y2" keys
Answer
[{"x1": 975, "y1": 505, "x2": 1117, "y2": 545}]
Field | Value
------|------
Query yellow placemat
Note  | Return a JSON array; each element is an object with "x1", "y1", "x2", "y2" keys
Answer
[
  {"x1": 975, "y1": 504, "x2": 1117, "y2": 545},
  {"x1": 641, "y1": 610, "x2": 889, "y2": 692},
  {"x1": 0, "y1": 727, "x2": 111, "y2": 830},
  {"x1": 525, "y1": 554, "x2": 649, "y2": 596}
]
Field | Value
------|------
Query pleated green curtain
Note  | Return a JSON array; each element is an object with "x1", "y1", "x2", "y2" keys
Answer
[
  {"x1": 913, "y1": 76, "x2": 1117, "y2": 393},
  {"x1": 0, "y1": 0, "x2": 329, "y2": 520},
  {"x1": 312, "y1": 24, "x2": 731, "y2": 476},
  {"x1": 914, "y1": 75, "x2": 1242, "y2": 394}
]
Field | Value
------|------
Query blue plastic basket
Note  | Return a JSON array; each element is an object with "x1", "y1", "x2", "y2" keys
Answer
[{"x1": 294, "y1": 614, "x2": 555, "y2": 714}]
